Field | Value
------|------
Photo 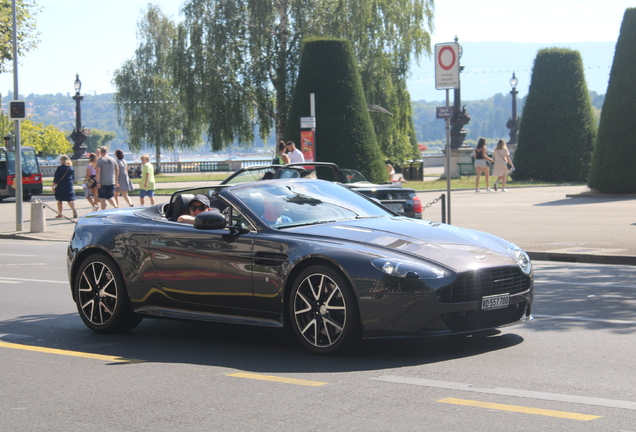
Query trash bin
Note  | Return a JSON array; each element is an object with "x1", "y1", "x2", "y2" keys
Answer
[
  {"x1": 401, "y1": 162, "x2": 412, "y2": 181},
  {"x1": 411, "y1": 160, "x2": 424, "y2": 181}
]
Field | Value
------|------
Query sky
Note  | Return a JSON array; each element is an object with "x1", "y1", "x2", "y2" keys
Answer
[{"x1": 0, "y1": 0, "x2": 633, "y2": 102}]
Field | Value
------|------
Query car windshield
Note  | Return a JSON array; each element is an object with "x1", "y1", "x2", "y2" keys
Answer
[{"x1": 228, "y1": 179, "x2": 392, "y2": 227}]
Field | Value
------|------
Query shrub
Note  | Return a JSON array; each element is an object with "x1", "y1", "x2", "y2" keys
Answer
[
  {"x1": 512, "y1": 48, "x2": 596, "y2": 182},
  {"x1": 284, "y1": 37, "x2": 386, "y2": 183},
  {"x1": 588, "y1": 8, "x2": 636, "y2": 194}
]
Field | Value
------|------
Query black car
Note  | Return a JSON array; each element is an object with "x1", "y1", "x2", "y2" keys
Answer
[
  {"x1": 67, "y1": 178, "x2": 533, "y2": 355},
  {"x1": 222, "y1": 162, "x2": 423, "y2": 219}
]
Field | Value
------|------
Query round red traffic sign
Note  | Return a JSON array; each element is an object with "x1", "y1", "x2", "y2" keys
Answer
[{"x1": 438, "y1": 45, "x2": 456, "y2": 71}]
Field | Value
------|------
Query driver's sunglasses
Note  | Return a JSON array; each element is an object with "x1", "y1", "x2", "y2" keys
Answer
[{"x1": 189, "y1": 204, "x2": 207, "y2": 211}]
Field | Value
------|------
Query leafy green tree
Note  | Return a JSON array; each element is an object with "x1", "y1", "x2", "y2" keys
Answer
[
  {"x1": 175, "y1": 0, "x2": 433, "y2": 160},
  {"x1": 0, "y1": 0, "x2": 40, "y2": 72},
  {"x1": 0, "y1": 114, "x2": 71, "y2": 155},
  {"x1": 512, "y1": 48, "x2": 596, "y2": 182},
  {"x1": 113, "y1": 5, "x2": 201, "y2": 173},
  {"x1": 588, "y1": 8, "x2": 636, "y2": 194},
  {"x1": 285, "y1": 38, "x2": 386, "y2": 182},
  {"x1": 83, "y1": 128, "x2": 116, "y2": 154}
]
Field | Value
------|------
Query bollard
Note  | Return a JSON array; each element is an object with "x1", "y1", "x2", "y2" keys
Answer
[{"x1": 30, "y1": 200, "x2": 47, "y2": 233}]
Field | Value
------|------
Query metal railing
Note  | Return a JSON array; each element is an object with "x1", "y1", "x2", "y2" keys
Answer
[{"x1": 41, "y1": 158, "x2": 272, "y2": 178}]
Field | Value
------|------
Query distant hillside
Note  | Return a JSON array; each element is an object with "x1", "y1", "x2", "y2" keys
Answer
[
  {"x1": 2, "y1": 91, "x2": 129, "y2": 150},
  {"x1": 412, "y1": 91, "x2": 604, "y2": 145},
  {"x1": 2, "y1": 82, "x2": 605, "y2": 153},
  {"x1": 407, "y1": 41, "x2": 615, "y2": 102}
]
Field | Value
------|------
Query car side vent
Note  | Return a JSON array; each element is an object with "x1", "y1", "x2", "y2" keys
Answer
[{"x1": 437, "y1": 267, "x2": 531, "y2": 303}]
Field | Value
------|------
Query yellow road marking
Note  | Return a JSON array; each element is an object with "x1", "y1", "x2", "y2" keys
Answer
[
  {"x1": 438, "y1": 398, "x2": 600, "y2": 421},
  {"x1": 0, "y1": 341, "x2": 143, "y2": 364},
  {"x1": 228, "y1": 372, "x2": 327, "y2": 387}
]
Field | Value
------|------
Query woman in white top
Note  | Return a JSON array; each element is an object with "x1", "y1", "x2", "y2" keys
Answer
[{"x1": 492, "y1": 139, "x2": 514, "y2": 192}]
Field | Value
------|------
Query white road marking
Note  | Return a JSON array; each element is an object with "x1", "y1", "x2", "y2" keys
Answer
[
  {"x1": 534, "y1": 280, "x2": 635, "y2": 289},
  {"x1": 372, "y1": 376, "x2": 636, "y2": 411},
  {"x1": 533, "y1": 314, "x2": 636, "y2": 325},
  {"x1": 0, "y1": 277, "x2": 68, "y2": 284}
]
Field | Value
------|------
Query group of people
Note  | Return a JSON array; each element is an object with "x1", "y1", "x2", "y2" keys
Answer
[
  {"x1": 473, "y1": 138, "x2": 515, "y2": 193},
  {"x1": 274, "y1": 140, "x2": 305, "y2": 164},
  {"x1": 52, "y1": 147, "x2": 157, "y2": 219}
]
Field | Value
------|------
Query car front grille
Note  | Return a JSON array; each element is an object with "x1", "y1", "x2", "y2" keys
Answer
[{"x1": 437, "y1": 267, "x2": 531, "y2": 303}]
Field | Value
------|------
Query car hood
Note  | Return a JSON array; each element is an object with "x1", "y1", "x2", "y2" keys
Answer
[{"x1": 288, "y1": 217, "x2": 518, "y2": 273}]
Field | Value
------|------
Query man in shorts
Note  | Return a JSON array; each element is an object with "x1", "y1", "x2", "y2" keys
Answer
[
  {"x1": 139, "y1": 154, "x2": 156, "y2": 206},
  {"x1": 95, "y1": 146, "x2": 119, "y2": 210}
]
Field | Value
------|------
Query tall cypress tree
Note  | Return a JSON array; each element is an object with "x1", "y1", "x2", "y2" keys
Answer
[
  {"x1": 284, "y1": 38, "x2": 387, "y2": 183},
  {"x1": 588, "y1": 8, "x2": 636, "y2": 194},
  {"x1": 512, "y1": 48, "x2": 596, "y2": 182}
]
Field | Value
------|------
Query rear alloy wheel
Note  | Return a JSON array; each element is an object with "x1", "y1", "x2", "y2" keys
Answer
[
  {"x1": 290, "y1": 266, "x2": 359, "y2": 355},
  {"x1": 74, "y1": 254, "x2": 142, "y2": 333}
]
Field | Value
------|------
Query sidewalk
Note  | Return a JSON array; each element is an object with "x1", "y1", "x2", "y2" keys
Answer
[{"x1": 1, "y1": 180, "x2": 634, "y2": 265}]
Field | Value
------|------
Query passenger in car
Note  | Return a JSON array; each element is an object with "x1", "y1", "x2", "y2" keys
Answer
[
  {"x1": 178, "y1": 194, "x2": 218, "y2": 224},
  {"x1": 261, "y1": 196, "x2": 292, "y2": 225}
]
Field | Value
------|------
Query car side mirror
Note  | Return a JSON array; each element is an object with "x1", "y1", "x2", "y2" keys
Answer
[
  {"x1": 194, "y1": 211, "x2": 250, "y2": 235},
  {"x1": 194, "y1": 211, "x2": 227, "y2": 230}
]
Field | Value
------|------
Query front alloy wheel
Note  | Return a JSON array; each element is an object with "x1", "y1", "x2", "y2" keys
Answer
[
  {"x1": 75, "y1": 254, "x2": 142, "y2": 333},
  {"x1": 290, "y1": 266, "x2": 359, "y2": 355}
]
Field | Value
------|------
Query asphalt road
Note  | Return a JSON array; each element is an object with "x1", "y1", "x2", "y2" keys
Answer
[{"x1": 1, "y1": 239, "x2": 636, "y2": 431}]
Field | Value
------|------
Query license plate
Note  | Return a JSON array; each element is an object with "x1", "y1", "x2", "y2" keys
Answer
[
  {"x1": 481, "y1": 293, "x2": 509, "y2": 311},
  {"x1": 385, "y1": 203, "x2": 404, "y2": 213}
]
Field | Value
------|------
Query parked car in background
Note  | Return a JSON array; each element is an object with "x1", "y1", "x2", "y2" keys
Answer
[{"x1": 222, "y1": 162, "x2": 423, "y2": 219}]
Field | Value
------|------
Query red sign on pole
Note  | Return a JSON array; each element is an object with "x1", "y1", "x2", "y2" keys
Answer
[{"x1": 300, "y1": 130, "x2": 315, "y2": 162}]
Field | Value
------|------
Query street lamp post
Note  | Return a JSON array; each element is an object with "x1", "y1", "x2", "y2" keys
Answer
[
  {"x1": 506, "y1": 73, "x2": 519, "y2": 148},
  {"x1": 70, "y1": 73, "x2": 88, "y2": 159}
]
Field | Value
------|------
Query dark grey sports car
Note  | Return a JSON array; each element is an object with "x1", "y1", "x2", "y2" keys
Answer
[{"x1": 67, "y1": 178, "x2": 533, "y2": 355}]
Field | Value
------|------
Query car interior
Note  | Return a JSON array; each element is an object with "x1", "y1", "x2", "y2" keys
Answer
[{"x1": 163, "y1": 189, "x2": 228, "y2": 223}]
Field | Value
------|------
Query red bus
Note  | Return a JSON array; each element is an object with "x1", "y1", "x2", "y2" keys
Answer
[{"x1": 0, "y1": 146, "x2": 43, "y2": 202}]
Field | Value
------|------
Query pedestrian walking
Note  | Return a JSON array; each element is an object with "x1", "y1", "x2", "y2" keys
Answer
[
  {"x1": 286, "y1": 141, "x2": 305, "y2": 163},
  {"x1": 52, "y1": 155, "x2": 77, "y2": 218},
  {"x1": 492, "y1": 139, "x2": 514, "y2": 192},
  {"x1": 84, "y1": 153, "x2": 99, "y2": 211},
  {"x1": 139, "y1": 154, "x2": 155, "y2": 206},
  {"x1": 473, "y1": 137, "x2": 494, "y2": 192},
  {"x1": 114, "y1": 149, "x2": 135, "y2": 207},
  {"x1": 95, "y1": 146, "x2": 119, "y2": 210}
]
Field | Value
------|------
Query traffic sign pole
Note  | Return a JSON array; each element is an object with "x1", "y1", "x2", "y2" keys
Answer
[
  {"x1": 11, "y1": 0, "x2": 22, "y2": 230},
  {"x1": 435, "y1": 42, "x2": 460, "y2": 225},
  {"x1": 445, "y1": 89, "x2": 451, "y2": 225}
]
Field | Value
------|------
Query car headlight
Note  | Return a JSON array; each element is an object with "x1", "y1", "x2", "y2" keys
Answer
[
  {"x1": 507, "y1": 243, "x2": 532, "y2": 274},
  {"x1": 372, "y1": 258, "x2": 445, "y2": 279}
]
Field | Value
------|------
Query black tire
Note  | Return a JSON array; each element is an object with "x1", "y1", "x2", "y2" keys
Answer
[
  {"x1": 289, "y1": 265, "x2": 360, "y2": 355},
  {"x1": 23, "y1": 193, "x2": 31, "y2": 202},
  {"x1": 74, "y1": 254, "x2": 142, "y2": 333}
]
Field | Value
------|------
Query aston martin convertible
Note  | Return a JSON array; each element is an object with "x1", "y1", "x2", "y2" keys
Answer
[{"x1": 67, "y1": 178, "x2": 533, "y2": 355}]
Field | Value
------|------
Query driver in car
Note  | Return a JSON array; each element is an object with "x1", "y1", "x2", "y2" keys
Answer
[{"x1": 178, "y1": 194, "x2": 216, "y2": 224}]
